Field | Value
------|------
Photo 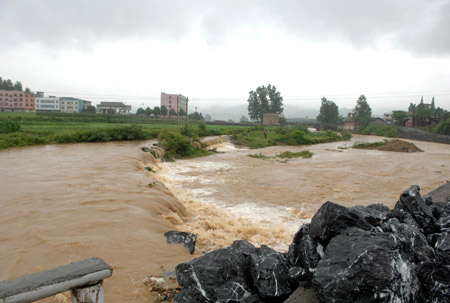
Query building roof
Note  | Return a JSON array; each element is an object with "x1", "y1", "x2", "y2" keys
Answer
[{"x1": 97, "y1": 102, "x2": 127, "y2": 107}]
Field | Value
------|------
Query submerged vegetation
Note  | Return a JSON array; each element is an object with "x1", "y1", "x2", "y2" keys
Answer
[
  {"x1": 232, "y1": 125, "x2": 351, "y2": 149},
  {"x1": 248, "y1": 150, "x2": 314, "y2": 161}
]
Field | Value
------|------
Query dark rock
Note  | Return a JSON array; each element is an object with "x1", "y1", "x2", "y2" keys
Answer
[
  {"x1": 350, "y1": 204, "x2": 390, "y2": 227},
  {"x1": 174, "y1": 240, "x2": 256, "y2": 303},
  {"x1": 310, "y1": 201, "x2": 375, "y2": 245},
  {"x1": 390, "y1": 208, "x2": 423, "y2": 232},
  {"x1": 286, "y1": 224, "x2": 322, "y2": 285},
  {"x1": 249, "y1": 245, "x2": 292, "y2": 300},
  {"x1": 427, "y1": 181, "x2": 450, "y2": 203},
  {"x1": 164, "y1": 231, "x2": 197, "y2": 254},
  {"x1": 394, "y1": 185, "x2": 436, "y2": 234},
  {"x1": 418, "y1": 230, "x2": 450, "y2": 302},
  {"x1": 313, "y1": 227, "x2": 421, "y2": 303},
  {"x1": 435, "y1": 203, "x2": 450, "y2": 231}
]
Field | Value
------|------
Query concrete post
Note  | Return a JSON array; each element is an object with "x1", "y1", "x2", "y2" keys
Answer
[{"x1": 71, "y1": 281, "x2": 104, "y2": 303}]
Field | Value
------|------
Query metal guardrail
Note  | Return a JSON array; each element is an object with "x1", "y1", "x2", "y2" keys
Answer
[{"x1": 0, "y1": 257, "x2": 112, "y2": 303}]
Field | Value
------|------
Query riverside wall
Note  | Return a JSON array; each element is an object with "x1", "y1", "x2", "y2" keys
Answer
[{"x1": 398, "y1": 127, "x2": 450, "y2": 144}]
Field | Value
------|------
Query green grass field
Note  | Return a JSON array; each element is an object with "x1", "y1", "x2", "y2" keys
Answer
[{"x1": 0, "y1": 113, "x2": 351, "y2": 157}]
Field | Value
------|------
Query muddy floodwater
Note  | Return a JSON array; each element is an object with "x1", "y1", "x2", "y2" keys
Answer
[{"x1": 0, "y1": 135, "x2": 449, "y2": 302}]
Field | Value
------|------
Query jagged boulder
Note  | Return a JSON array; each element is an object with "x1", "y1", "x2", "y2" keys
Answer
[
  {"x1": 313, "y1": 227, "x2": 421, "y2": 303},
  {"x1": 310, "y1": 201, "x2": 375, "y2": 245},
  {"x1": 164, "y1": 231, "x2": 197, "y2": 254},
  {"x1": 286, "y1": 224, "x2": 322, "y2": 285},
  {"x1": 174, "y1": 240, "x2": 256, "y2": 303},
  {"x1": 249, "y1": 245, "x2": 292, "y2": 300},
  {"x1": 395, "y1": 185, "x2": 437, "y2": 234}
]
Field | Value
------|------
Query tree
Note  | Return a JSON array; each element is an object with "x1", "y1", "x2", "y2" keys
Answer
[
  {"x1": 169, "y1": 108, "x2": 177, "y2": 118},
  {"x1": 136, "y1": 107, "x2": 145, "y2": 115},
  {"x1": 408, "y1": 103, "x2": 416, "y2": 112},
  {"x1": 179, "y1": 108, "x2": 186, "y2": 116},
  {"x1": 153, "y1": 106, "x2": 161, "y2": 117},
  {"x1": 239, "y1": 115, "x2": 249, "y2": 123},
  {"x1": 160, "y1": 105, "x2": 168, "y2": 117},
  {"x1": 86, "y1": 105, "x2": 96, "y2": 113},
  {"x1": 13, "y1": 81, "x2": 23, "y2": 91},
  {"x1": 392, "y1": 111, "x2": 409, "y2": 126},
  {"x1": 189, "y1": 112, "x2": 204, "y2": 121},
  {"x1": 353, "y1": 95, "x2": 372, "y2": 126},
  {"x1": 317, "y1": 97, "x2": 339, "y2": 129},
  {"x1": 145, "y1": 107, "x2": 153, "y2": 117},
  {"x1": 247, "y1": 84, "x2": 283, "y2": 124},
  {"x1": 24, "y1": 88, "x2": 31, "y2": 93}
]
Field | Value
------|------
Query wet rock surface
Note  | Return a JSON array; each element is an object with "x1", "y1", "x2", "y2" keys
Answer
[
  {"x1": 173, "y1": 184, "x2": 450, "y2": 303},
  {"x1": 164, "y1": 231, "x2": 197, "y2": 254}
]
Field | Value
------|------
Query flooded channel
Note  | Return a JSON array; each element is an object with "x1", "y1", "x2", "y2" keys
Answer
[{"x1": 0, "y1": 135, "x2": 449, "y2": 302}]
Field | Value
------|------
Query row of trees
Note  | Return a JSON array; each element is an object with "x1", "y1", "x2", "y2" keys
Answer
[
  {"x1": 136, "y1": 105, "x2": 186, "y2": 118},
  {"x1": 317, "y1": 95, "x2": 372, "y2": 128},
  {"x1": 246, "y1": 84, "x2": 374, "y2": 128},
  {"x1": 0, "y1": 77, "x2": 31, "y2": 92},
  {"x1": 136, "y1": 105, "x2": 205, "y2": 121}
]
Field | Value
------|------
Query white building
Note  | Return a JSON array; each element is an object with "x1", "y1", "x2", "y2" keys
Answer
[
  {"x1": 60, "y1": 98, "x2": 79, "y2": 113},
  {"x1": 35, "y1": 96, "x2": 60, "y2": 112}
]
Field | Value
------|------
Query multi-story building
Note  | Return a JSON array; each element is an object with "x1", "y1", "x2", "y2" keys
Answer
[
  {"x1": 96, "y1": 102, "x2": 131, "y2": 114},
  {"x1": 24, "y1": 92, "x2": 36, "y2": 113},
  {"x1": 0, "y1": 90, "x2": 25, "y2": 112},
  {"x1": 160, "y1": 92, "x2": 187, "y2": 118},
  {"x1": 60, "y1": 97, "x2": 80, "y2": 113},
  {"x1": 35, "y1": 95, "x2": 60, "y2": 112}
]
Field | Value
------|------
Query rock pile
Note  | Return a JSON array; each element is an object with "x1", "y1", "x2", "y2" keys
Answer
[{"x1": 173, "y1": 184, "x2": 450, "y2": 302}]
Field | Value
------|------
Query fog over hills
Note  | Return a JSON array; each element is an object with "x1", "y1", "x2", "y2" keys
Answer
[{"x1": 198, "y1": 103, "x2": 391, "y2": 122}]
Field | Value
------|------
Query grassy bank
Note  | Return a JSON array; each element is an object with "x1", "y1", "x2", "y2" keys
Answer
[
  {"x1": 231, "y1": 125, "x2": 351, "y2": 149},
  {"x1": 0, "y1": 113, "x2": 351, "y2": 159}
]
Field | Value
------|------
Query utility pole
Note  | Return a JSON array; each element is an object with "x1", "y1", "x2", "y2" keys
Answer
[
  {"x1": 177, "y1": 96, "x2": 180, "y2": 129},
  {"x1": 185, "y1": 97, "x2": 189, "y2": 125}
]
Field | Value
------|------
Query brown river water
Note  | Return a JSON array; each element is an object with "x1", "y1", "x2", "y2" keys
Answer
[{"x1": 0, "y1": 135, "x2": 449, "y2": 302}]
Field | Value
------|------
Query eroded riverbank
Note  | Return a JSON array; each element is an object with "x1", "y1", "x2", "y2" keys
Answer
[{"x1": 0, "y1": 136, "x2": 448, "y2": 302}]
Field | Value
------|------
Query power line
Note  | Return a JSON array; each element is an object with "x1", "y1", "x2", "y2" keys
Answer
[{"x1": 42, "y1": 90, "x2": 450, "y2": 103}]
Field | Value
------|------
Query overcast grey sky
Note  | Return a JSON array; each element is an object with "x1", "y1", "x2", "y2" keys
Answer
[{"x1": 1, "y1": 0, "x2": 449, "y2": 114}]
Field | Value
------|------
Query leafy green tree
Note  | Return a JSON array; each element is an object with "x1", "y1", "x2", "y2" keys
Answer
[
  {"x1": 145, "y1": 107, "x2": 153, "y2": 117},
  {"x1": 136, "y1": 107, "x2": 145, "y2": 115},
  {"x1": 247, "y1": 84, "x2": 283, "y2": 124},
  {"x1": 179, "y1": 108, "x2": 186, "y2": 116},
  {"x1": 153, "y1": 106, "x2": 161, "y2": 117},
  {"x1": 353, "y1": 95, "x2": 372, "y2": 126},
  {"x1": 169, "y1": 108, "x2": 177, "y2": 118},
  {"x1": 86, "y1": 105, "x2": 96, "y2": 113},
  {"x1": 160, "y1": 105, "x2": 168, "y2": 117},
  {"x1": 408, "y1": 103, "x2": 416, "y2": 112},
  {"x1": 392, "y1": 111, "x2": 409, "y2": 126},
  {"x1": 24, "y1": 88, "x2": 31, "y2": 93},
  {"x1": 317, "y1": 97, "x2": 339, "y2": 129},
  {"x1": 13, "y1": 81, "x2": 23, "y2": 91}
]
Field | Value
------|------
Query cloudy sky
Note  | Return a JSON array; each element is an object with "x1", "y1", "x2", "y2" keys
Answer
[{"x1": 1, "y1": 0, "x2": 449, "y2": 115}]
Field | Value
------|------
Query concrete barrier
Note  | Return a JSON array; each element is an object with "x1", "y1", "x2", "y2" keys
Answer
[{"x1": 0, "y1": 257, "x2": 112, "y2": 303}]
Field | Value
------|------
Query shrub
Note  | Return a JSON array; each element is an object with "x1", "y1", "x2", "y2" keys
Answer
[
  {"x1": 432, "y1": 118, "x2": 450, "y2": 135},
  {"x1": 355, "y1": 125, "x2": 400, "y2": 138},
  {"x1": 0, "y1": 120, "x2": 21, "y2": 134},
  {"x1": 158, "y1": 130, "x2": 194, "y2": 160},
  {"x1": 281, "y1": 130, "x2": 312, "y2": 145}
]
